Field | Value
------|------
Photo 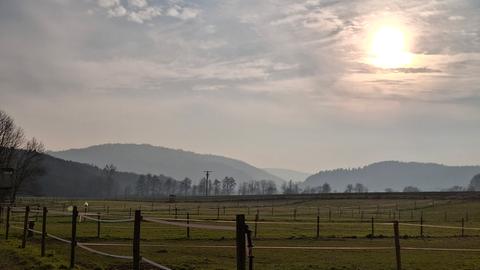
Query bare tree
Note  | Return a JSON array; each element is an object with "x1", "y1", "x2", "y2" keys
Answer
[
  {"x1": 0, "y1": 111, "x2": 45, "y2": 203},
  {"x1": 221, "y1": 177, "x2": 236, "y2": 195},
  {"x1": 0, "y1": 110, "x2": 24, "y2": 168},
  {"x1": 103, "y1": 164, "x2": 117, "y2": 197},
  {"x1": 181, "y1": 177, "x2": 192, "y2": 197},
  {"x1": 10, "y1": 138, "x2": 45, "y2": 201},
  {"x1": 213, "y1": 179, "x2": 221, "y2": 195}
]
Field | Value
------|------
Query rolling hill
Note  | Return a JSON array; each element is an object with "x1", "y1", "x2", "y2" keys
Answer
[
  {"x1": 263, "y1": 168, "x2": 310, "y2": 182},
  {"x1": 304, "y1": 161, "x2": 480, "y2": 192},
  {"x1": 48, "y1": 143, "x2": 285, "y2": 184}
]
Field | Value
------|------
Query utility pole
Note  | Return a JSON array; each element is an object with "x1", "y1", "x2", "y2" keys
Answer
[{"x1": 204, "y1": 170, "x2": 213, "y2": 197}]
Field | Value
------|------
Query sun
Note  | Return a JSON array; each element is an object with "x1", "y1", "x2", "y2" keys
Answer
[{"x1": 369, "y1": 26, "x2": 413, "y2": 68}]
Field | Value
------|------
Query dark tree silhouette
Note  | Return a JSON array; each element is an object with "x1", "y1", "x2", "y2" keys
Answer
[
  {"x1": 0, "y1": 110, "x2": 45, "y2": 202},
  {"x1": 468, "y1": 174, "x2": 480, "y2": 191}
]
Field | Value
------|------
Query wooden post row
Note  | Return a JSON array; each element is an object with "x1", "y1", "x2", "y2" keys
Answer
[
  {"x1": 254, "y1": 211, "x2": 259, "y2": 239},
  {"x1": 133, "y1": 210, "x2": 142, "y2": 270},
  {"x1": 371, "y1": 217, "x2": 374, "y2": 236},
  {"x1": 22, "y1": 206, "x2": 30, "y2": 248},
  {"x1": 97, "y1": 213, "x2": 101, "y2": 238},
  {"x1": 420, "y1": 212, "x2": 424, "y2": 238},
  {"x1": 5, "y1": 206, "x2": 10, "y2": 240},
  {"x1": 41, "y1": 207, "x2": 47, "y2": 257},
  {"x1": 236, "y1": 215, "x2": 246, "y2": 270},
  {"x1": 70, "y1": 206, "x2": 78, "y2": 269},
  {"x1": 186, "y1": 213, "x2": 190, "y2": 239},
  {"x1": 393, "y1": 221, "x2": 402, "y2": 270}
]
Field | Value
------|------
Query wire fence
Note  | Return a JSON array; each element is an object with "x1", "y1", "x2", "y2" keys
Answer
[{"x1": 2, "y1": 202, "x2": 480, "y2": 270}]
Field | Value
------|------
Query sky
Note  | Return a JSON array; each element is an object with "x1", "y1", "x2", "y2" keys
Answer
[{"x1": 0, "y1": 0, "x2": 479, "y2": 173}]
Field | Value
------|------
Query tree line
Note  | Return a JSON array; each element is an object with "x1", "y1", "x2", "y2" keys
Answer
[{"x1": 0, "y1": 110, "x2": 45, "y2": 203}]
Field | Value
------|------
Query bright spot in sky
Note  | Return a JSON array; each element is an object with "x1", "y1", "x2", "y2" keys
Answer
[{"x1": 369, "y1": 26, "x2": 413, "y2": 68}]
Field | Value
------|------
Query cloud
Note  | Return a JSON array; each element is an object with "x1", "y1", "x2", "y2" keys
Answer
[
  {"x1": 97, "y1": 0, "x2": 119, "y2": 8},
  {"x1": 448, "y1": 15, "x2": 465, "y2": 21},
  {"x1": 128, "y1": 0, "x2": 148, "y2": 8},
  {"x1": 108, "y1": 5, "x2": 127, "y2": 17},
  {"x1": 1, "y1": 0, "x2": 480, "y2": 171},
  {"x1": 391, "y1": 67, "x2": 442, "y2": 73},
  {"x1": 166, "y1": 6, "x2": 199, "y2": 20},
  {"x1": 128, "y1": 6, "x2": 162, "y2": 23}
]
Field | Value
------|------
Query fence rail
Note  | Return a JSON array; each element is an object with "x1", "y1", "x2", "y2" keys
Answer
[{"x1": 2, "y1": 202, "x2": 480, "y2": 270}]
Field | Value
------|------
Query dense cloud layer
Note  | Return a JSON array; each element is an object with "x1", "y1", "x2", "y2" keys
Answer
[{"x1": 0, "y1": 0, "x2": 479, "y2": 171}]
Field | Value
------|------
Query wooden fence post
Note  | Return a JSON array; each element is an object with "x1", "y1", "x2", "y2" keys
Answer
[
  {"x1": 371, "y1": 217, "x2": 375, "y2": 237},
  {"x1": 70, "y1": 206, "x2": 78, "y2": 269},
  {"x1": 35, "y1": 205, "x2": 39, "y2": 222},
  {"x1": 461, "y1": 218, "x2": 465, "y2": 237},
  {"x1": 236, "y1": 215, "x2": 246, "y2": 270},
  {"x1": 5, "y1": 206, "x2": 10, "y2": 240},
  {"x1": 223, "y1": 206, "x2": 226, "y2": 216},
  {"x1": 293, "y1": 208, "x2": 297, "y2": 221},
  {"x1": 328, "y1": 208, "x2": 332, "y2": 222},
  {"x1": 175, "y1": 207, "x2": 178, "y2": 220},
  {"x1": 254, "y1": 211, "x2": 259, "y2": 239},
  {"x1": 133, "y1": 210, "x2": 142, "y2": 270},
  {"x1": 316, "y1": 215, "x2": 320, "y2": 239},
  {"x1": 393, "y1": 221, "x2": 402, "y2": 270},
  {"x1": 420, "y1": 212, "x2": 424, "y2": 238},
  {"x1": 186, "y1": 213, "x2": 190, "y2": 239},
  {"x1": 41, "y1": 207, "x2": 47, "y2": 257},
  {"x1": 97, "y1": 213, "x2": 101, "y2": 238},
  {"x1": 217, "y1": 207, "x2": 220, "y2": 220},
  {"x1": 22, "y1": 206, "x2": 30, "y2": 248}
]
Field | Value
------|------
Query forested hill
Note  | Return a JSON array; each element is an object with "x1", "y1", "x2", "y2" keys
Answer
[
  {"x1": 34, "y1": 154, "x2": 139, "y2": 197},
  {"x1": 304, "y1": 161, "x2": 480, "y2": 192},
  {"x1": 48, "y1": 143, "x2": 284, "y2": 184}
]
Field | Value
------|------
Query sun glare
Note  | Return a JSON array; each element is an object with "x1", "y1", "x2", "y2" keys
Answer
[{"x1": 369, "y1": 26, "x2": 412, "y2": 68}]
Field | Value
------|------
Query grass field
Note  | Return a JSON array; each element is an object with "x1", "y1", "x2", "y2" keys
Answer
[{"x1": 2, "y1": 195, "x2": 480, "y2": 269}]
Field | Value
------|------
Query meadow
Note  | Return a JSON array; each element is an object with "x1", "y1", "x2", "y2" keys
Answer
[{"x1": 2, "y1": 194, "x2": 480, "y2": 270}]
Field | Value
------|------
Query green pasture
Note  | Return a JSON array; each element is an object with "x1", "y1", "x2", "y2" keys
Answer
[{"x1": 2, "y1": 197, "x2": 480, "y2": 269}]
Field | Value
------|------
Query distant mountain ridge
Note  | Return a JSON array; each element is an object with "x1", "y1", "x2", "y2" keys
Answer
[
  {"x1": 304, "y1": 161, "x2": 480, "y2": 192},
  {"x1": 48, "y1": 143, "x2": 284, "y2": 184},
  {"x1": 263, "y1": 168, "x2": 310, "y2": 182}
]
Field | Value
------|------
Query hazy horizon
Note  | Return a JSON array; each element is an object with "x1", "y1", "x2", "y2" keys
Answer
[
  {"x1": 1, "y1": 0, "x2": 479, "y2": 172},
  {"x1": 48, "y1": 142, "x2": 480, "y2": 174}
]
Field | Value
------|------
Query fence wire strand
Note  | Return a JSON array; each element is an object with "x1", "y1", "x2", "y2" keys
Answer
[
  {"x1": 143, "y1": 217, "x2": 236, "y2": 231},
  {"x1": 141, "y1": 257, "x2": 173, "y2": 270},
  {"x1": 77, "y1": 243, "x2": 133, "y2": 260}
]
